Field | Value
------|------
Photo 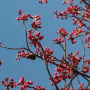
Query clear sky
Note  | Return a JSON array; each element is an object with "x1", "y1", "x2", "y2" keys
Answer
[{"x1": 0, "y1": 0, "x2": 89, "y2": 90}]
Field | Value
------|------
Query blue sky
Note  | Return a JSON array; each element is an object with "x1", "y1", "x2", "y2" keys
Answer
[{"x1": 0, "y1": 0, "x2": 89, "y2": 90}]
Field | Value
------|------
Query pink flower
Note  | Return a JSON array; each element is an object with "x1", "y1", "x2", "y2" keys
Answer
[
  {"x1": 34, "y1": 32, "x2": 40, "y2": 37},
  {"x1": 31, "y1": 22, "x2": 42, "y2": 30},
  {"x1": 35, "y1": 85, "x2": 45, "y2": 90},
  {"x1": 84, "y1": 58, "x2": 90, "y2": 64},
  {"x1": 21, "y1": 14, "x2": 28, "y2": 21},
  {"x1": 44, "y1": 0, "x2": 48, "y2": 4},
  {"x1": 34, "y1": 14, "x2": 41, "y2": 20},
  {"x1": 38, "y1": 36, "x2": 44, "y2": 40},
  {"x1": 16, "y1": 17, "x2": 20, "y2": 21},
  {"x1": 19, "y1": 76, "x2": 25, "y2": 84},
  {"x1": 82, "y1": 65, "x2": 89, "y2": 73},
  {"x1": 57, "y1": 28, "x2": 68, "y2": 37},
  {"x1": 79, "y1": 83, "x2": 84, "y2": 88},
  {"x1": 36, "y1": 42, "x2": 41, "y2": 48},
  {"x1": 85, "y1": 36, "x2": 90, "y2": 48},
  {"x1": 35, "y1": 21, "x2": 41, "y2": 25},
  {"x1": 26, "y1": 81, "x2": 33, "y2": 85}
]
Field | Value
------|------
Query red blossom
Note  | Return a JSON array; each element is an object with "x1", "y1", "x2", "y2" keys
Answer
[
  {"x1": 38, "y1": 36, "x2": 44, "y2": 40},
  {"x1": 16, "y1": 10, "x2": 32, "y2": 21},
  {"x1": 1, "y1": 78, "x2": 17, "y2": 89},
  {"x1": 35, "y1": 21, "x2": 41, "y2": 25},
  {"x1": 67, "y1": 51, "x2": 82, "y2": 63},
  {"x1": 84, "y1": 58, "x2": 90, "y2": 64},
  {"x1": 57, "y1": 28, "x2": 68, "y2": 37},
  {"x1": 85, "y1": 36, "x2": 90, "y2": 48},
  {"x1": 79, "y1": 83, "x2": 84, "y2": 88},
  {"x1": 35, "y1": 85, "x2": 45, "y2": 90},
  {"x1": 34, "y1": 14, "x2": 41, "y2": 21},
  {"x1": 31, "y1": 22, "x2": 42, "y2": 30},
  {"x1": 44, "y1": 0, "x2": 48, "y2": 4},
  {"x1": 18, "y1": 10, "x2": 22, "y2": 15},
  {"x1": 19, "y1": 76, "x2": 25, "y2": 84},
  {"x1": 82, "y1": 65, "x2": 89, "y2": 73},
  {"x1": 1, "y1": 1, "x2": 90, "y2": 90},
  {"x1": 0, "y1": 60, "x2": 2, "y2": 65},
  {"x1": 38, "y1": 0, "x2": 48, "y2": 4},
  {"x1": 53, "y1": 36, "x2": 64, "y2": 44}
]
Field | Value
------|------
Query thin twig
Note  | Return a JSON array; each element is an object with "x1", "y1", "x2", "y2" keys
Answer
[
  {"x1": 23, "y1": 21, "x2": 30, "y2": 50},
  {"x1": 71, "y1": 83, "x2": 74, "y2": 90},
  {"x1": 64, "y1": 79, "x2": 66, "y2": 88},
  {"x1": 0, "y1": 45, "x2": 44, "y2": 60},
  {"x1": 60, "y1": 43, "x2": 64, "y2": 51},
  {"x1": 73, "y1": 68, "x2": 90, "y2": 78},
  {"x1": 0, "y1": 45, "x2": 27, "y2": 50},
  {"x1": 64, "y1": 37, "x2": 66, "y2": 60},
  {"x1": 79, "y1": 37, "x2": 85, "y2": 64},
  {"x1": 87, "y1": 83, "x2": 90, "y2": 88},
  {"x1": 45, "y1": 62, "x2": 59, "y2": 90},
  {"x1": 82, "y1": 0, "x2": 90, "y2": 6},
  {"x1": 81, "y1": 75, "x2": 90, "y2": 84},
  {"x1": 65, "y1": 74, "x2": 77, "y2": 88},
  {"x1": 76, "y1": 76, "x2": 81, "y2": 85}
]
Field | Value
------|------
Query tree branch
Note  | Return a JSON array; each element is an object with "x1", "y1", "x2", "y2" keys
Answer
[
  {"x1": 23, "y1": 21, "x2": 30, "y2": 50},
  {"x1": 45, "y1": 62, "x2": 59, "y2": 90}
]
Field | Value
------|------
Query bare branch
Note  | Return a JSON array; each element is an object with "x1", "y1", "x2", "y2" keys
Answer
[
  {"x1": 79, "y1": 37, "x2": 85, "y2": 64},
  {"x1": 23, "y1": 21, "x2": 30, "y2": 50},
  {"x1": 45, "y1": 62, "x2": 59, "y2": 90}
]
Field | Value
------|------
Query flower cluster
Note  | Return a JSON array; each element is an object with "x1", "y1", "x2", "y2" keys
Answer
[
  {"x1": 34, "y1": 85, "x2": 45, "y2": 90},
  {"x1": 67, "y1": 51, "x2": 82, "y2": 68},
  {"x1": 16, "y1": 10, "x2": 32, "y2": 21},
  {"x1": 60, "y1": 83, "x2": 90, "y2": 90},
  {"x1": 50, "y1": 51, "x2": 82, "y2": 85},
  {"x1": 54, "y1": 4, "x2": 81, "y2": 19},
  {"x1": 66, "y1": 5, "x2": 80, "y2": 16},
  {"x1": 54, "y1": 4, "x2": 90, "y2": 29},
  {"x1": 52, "y1": 63, "x2": 72, "y2": 84},
  {"x1": 31, "y1": 14, "x2": 42, "y2": 30},
  {"x1": 63, "y1": 0, "x2": 73, "y2": 5},
  {"x1": 78, "y1": 83, "x2": 90, "y2": 90},
  {"x1": 72, "y1": 19, "x2": 86, "y2": 28},
  {"x1": 53, "y1": 28, "x2": 68, "y2": 44},
  {"x1": 54, "y1": 10, "x2": 67, "y2": 19},
  {"x1": 1, "y1": 78, "x2": 17, "y2": 89},
  {"x1": 27, "y1": 29, "x2": 44, "y2": 48},
  {"x1": 84, "y1": 58, "x2": 90, "y2": 64},
  {"x1": 18, "y1": 76, "x2": 33, "y2": 90},
  {"x1": 16, "y1": 50, "x2": 29, "y2": 60},
  {"x1": 73, "y1": 19, "x2": 86, "y2": 28},
  {"x1": 16, "y1": 50, "x2": 36, "y2": 60},
  {"x1": 85, "y1": 36, "x2": 90, "y2": 48},
  {"x1": 44, "y1": 47, "x2": 54, "y2": 61},
  {"x1": 16, "y1": 10, "x2": 42, "y2": 30},
  {"x1": 1, "y1": 77, "x2": 45, "y2": 90},
  {"x1": 82, "y1": 64, "x2": 89, "y2": 73},
  {"x1": 35, "y1": 46, "x2": 55, "y2": 62},
  {"x1": 67, "y1": 28, "x2": 83, "y2": 43}
]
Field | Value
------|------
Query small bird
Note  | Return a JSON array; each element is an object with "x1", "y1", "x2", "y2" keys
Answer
[{"x1": 26, "y1": 53, "x2": 36, "y2": 60}]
